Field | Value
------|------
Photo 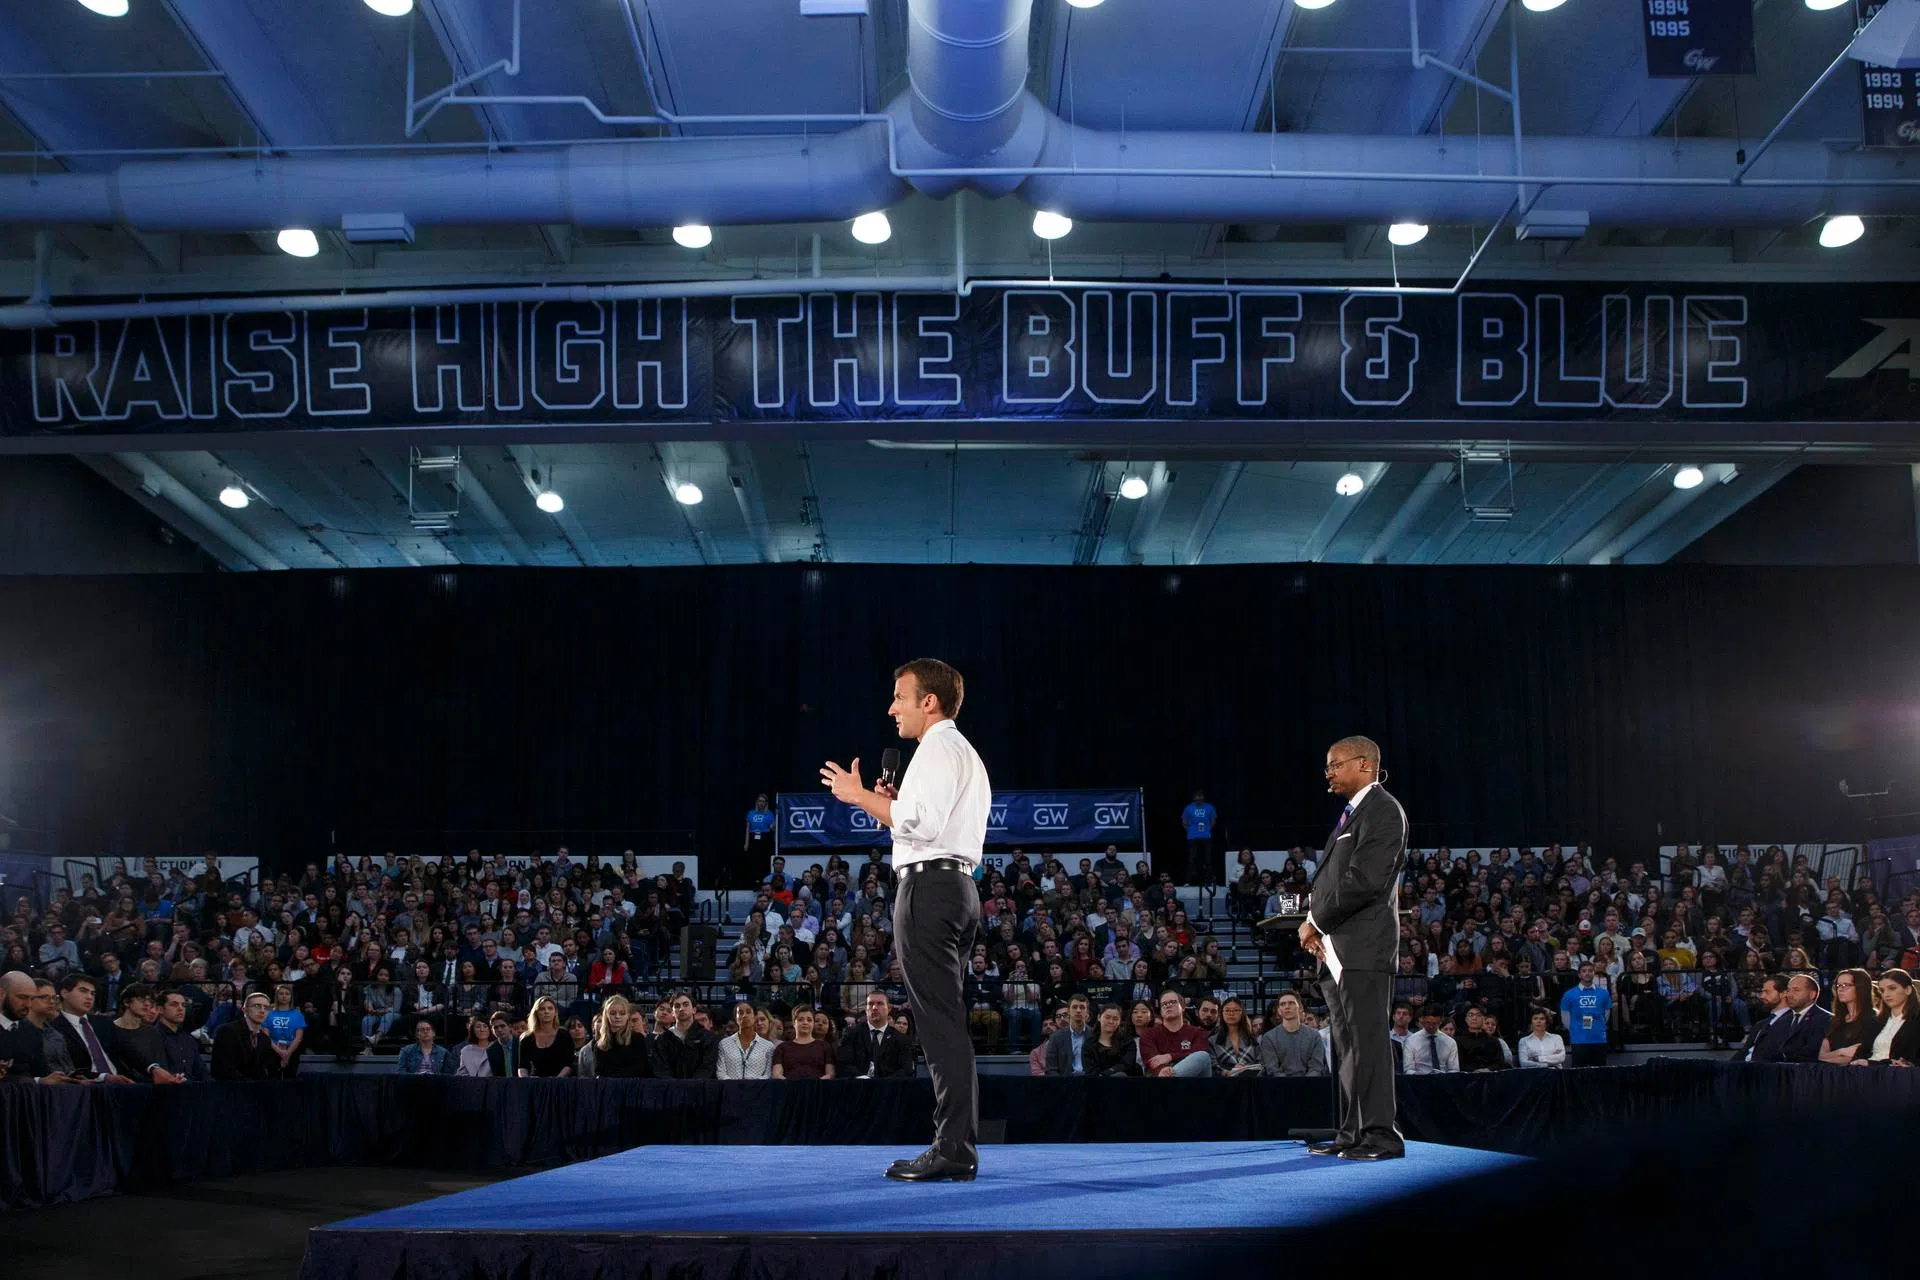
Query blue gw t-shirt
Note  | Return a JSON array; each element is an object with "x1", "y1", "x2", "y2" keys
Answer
[
  {"x1": 747, "y1": 809, "x2": 777, "y2": 836},
  {"x1": 1181, "y1": 802, "x2": 1217, "y2": 840},
  {"x1": 264, "y1": 1008, "x2": 306, "y2": 1048},
  {"x1": 1559, "y1": 984, "x2": 1612, "y2": 1044}
]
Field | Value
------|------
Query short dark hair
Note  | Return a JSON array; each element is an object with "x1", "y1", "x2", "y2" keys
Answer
[
  {"x1": 119, "y1": 983, "x2": 156, "y2": 1005},
  {"x1": 895, "y1": 658, "x2": 965, "y2": 716},
  {"x1": 59, "y1": 972, "x2": 95, "y2": 994}
]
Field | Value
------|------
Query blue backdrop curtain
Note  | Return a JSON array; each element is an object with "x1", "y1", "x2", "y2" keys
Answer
[{"x1": 1, "y1": 564, "x2": 1916, "y2": 865}]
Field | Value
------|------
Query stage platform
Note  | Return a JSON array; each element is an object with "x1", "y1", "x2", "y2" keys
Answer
[{"x1": 300, "y1": 1140, "x2": 1524, "y2": 1279}]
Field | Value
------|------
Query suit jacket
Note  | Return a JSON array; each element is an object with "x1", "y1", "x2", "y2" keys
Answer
[
  {"x1": 210, "y1": 1021, "x2": 282, "y2": 1081},
  {"x1": 1737, "y1": 1009, "x2": 1791, "y2": 1063},
  {"x1": 836, "y1": 1023, "x2": 916, "y2": 1078},
  {"x1": 53, "y1": 1012, "x2": 121, "y2": 1076},
  {"x1": 1777, "y1": 1005, "x2": 1831, "y2": 1063},
  {"x1": 1308, "y1": 784, "x2": 1410, "y2": 973},
  {"x1": 0, "y1": 1018, "x2": 53, "y2": 1078},
  {"x1": 1861, "y1": 1012, "x2": 1920, "y2": 1063},
  {"x1": 1040, "y1": 1026, "x2": 1101, "y2": 1076}
]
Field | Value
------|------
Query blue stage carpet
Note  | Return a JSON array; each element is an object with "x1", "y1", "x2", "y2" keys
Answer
[{"x1": 303, "y1": 1141, "x2": 1524, "y2": 1279}]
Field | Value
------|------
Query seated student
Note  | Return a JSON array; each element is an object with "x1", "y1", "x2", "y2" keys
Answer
[
  {"x1": 452, "y1": 1016, "x2": 508, "y2": 1077},
  {"x1": 396, "y1": 1018, "x2": 449, "y2": 1075},
  {"x1": 1454, "y1": 1005, "x2": 1509, "y2": 1071},
  {"x1": 770, "y1": 1006, "x2": 834, "y2": 1079},
  {"x1": 1516, "y1": 1009, "x2": 1567, "y2": 1068},
  {"x1": 1083, "y1": 1003, "x2": 1140, "y2": 1076},
  {"x1": 1820, "y1": 967, "x2": 1879, "y2": 1065},
  {"x1": 1856, "y1": 969, "x2": 1920, "y2": 1066}
]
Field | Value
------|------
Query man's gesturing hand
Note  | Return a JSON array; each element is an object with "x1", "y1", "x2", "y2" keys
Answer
[{"x1": 820, "y1": 758, "x2": 866, "y2": 805}]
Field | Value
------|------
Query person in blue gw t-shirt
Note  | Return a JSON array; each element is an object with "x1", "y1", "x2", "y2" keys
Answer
[
  {"x1": 1558, "y1": 961, "x2": 1613, "y2": 1068},
  {"x1": 1180, "y1": 790, "x2": 1218, "y2": 888}
]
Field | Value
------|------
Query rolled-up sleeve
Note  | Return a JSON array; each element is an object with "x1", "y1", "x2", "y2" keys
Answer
[{"x1": 891, "y1": 737, "x2": 963, "y2": 846}]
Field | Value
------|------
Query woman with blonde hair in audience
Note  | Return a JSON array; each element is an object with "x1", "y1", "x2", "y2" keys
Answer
[
  {"x1": 517, "y1": 996, "x2": 575, "y2": 1077},
  {"x1": 1591, "y1": 934, "x2": 1624, "y2": 982},
  {"x1": 1856, "y1": 969, "x2": 1920, "y2": 1066},
  {"x1": 1820, "y1": 967, "x2": 1879, "y2": 1064},
  {"x1": 590, "y1": 994, "x2": 653, "y2": 1077}
]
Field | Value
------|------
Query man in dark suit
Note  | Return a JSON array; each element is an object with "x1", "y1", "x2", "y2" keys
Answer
[
  {"x1": 211, "y1": 990, "x2": 282, "y2": 1081},
  {"x1": 52, "y1": 972, "x2": 134, "y2": 1082},
  {"x1": 1040, "y1": 994, "x2": 1096, "y2": 1076},
  {"x1": 838, "y1": 990, "x2": 917, "y2": 1078},
  {"x1": 1736, "y1": 974, "x2": 1792, "y2": 1062},
  {"x1": 1776, "y1": 973, "x2": 1831, "y2": 1063},
  {"x1": 1299, "y1": 735, "x2": 1409, "y2": 1161}
]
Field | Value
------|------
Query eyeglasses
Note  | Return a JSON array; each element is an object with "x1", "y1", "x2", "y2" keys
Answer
[{"x1": 1323, "y1": 756, "x2": 1367, "y2": 775}]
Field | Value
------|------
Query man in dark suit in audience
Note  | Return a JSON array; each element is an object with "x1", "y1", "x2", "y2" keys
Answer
[
  {"x1": 154, "y1": 989, "x2": 209, "y2": 1082},
  {"x1": 0, "y1": 973, "x2": 69, "y2": 1081},
  {"x1": 212, "y1": 990, "x2": 282, "y2": 1081},
  {"x1": 1775, "y1": 972, "x2": 1831, "y2": 1063},
  {"x1": 838, "y1": 990, "x2": 918, "y2": 1079},
  {"x1": 52, "y1": 973, "x2": 133, "y2": 1082},
  {"x1": 1737, "y1": 975, "x2": 1793, "y2": 1063},
  {"x1": 1041, "y1": 994, "x2": 1098, "y2": 1076}
]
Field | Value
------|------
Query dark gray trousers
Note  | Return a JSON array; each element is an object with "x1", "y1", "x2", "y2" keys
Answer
[
  {"x1": 893, "y1": 866, "x2": 980, "y2": 1156},
  {"x1": 1326, "y1": 966, "x2": 1404, "y2": 1153}
]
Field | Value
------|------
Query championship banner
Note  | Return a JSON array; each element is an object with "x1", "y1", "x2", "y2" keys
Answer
[
  {"x1": 8, "y1": 283, "x2": 1920, "y2": 437},
  {"x1": 776, "y1": 788, "x2": 1143, "y2": 852}
]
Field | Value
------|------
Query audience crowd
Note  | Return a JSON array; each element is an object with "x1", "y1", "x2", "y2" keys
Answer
[{"x1": 1, "y1": 837, "x2": 1916, "y2": 1086}]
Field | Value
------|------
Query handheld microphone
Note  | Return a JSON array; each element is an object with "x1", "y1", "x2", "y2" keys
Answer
[{"x1": 880, "y1": 747, "x2": 901, "y2": 788}]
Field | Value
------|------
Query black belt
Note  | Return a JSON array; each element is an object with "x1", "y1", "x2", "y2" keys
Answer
[{"x1": 898, "y1": 857, "x2": 974, "y2": 877}]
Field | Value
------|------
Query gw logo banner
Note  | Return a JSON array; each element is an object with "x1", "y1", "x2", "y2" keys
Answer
[{"x1": 776, "y1": 789, "x2": 1142, "y2": 849}]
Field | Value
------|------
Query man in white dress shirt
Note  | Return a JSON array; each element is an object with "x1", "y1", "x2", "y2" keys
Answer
[{"x1": 823, "y1": 658, "x2": 990, "y2": 1182}]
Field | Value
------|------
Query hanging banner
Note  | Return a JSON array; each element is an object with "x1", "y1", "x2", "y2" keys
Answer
[
  {"x1": 1641, "y1": 0, "x2": 1757, "y2": 78},
  {"x1": 1858, "y1": 1, "x2": 1920, "y2": 148},
  {"x1": 776, "y1": 788, "x2": 1144, "y2": 852},
  {"x1": 8, "y1": 283, "x2": 1920, "y2": 437}
]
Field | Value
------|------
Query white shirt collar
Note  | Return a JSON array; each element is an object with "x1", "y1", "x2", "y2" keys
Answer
[
  {"x1": 921, "y1": 718, "x2": 956, "y2": 741},
  {"x1": 1346, "y1": 781, "x2": 1378, "y2": 811}
]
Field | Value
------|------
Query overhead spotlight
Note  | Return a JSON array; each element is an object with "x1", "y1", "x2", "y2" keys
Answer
[
  {"x1": 218, "y1": 485, "x2": 250, "y2": 510},
  {"x1": 1387, "y1": 222, "x2": 1429, "y2": 247},
  {"x1": 363, "y1": 0, "x2": 415, "y2": 15},
  {"x1": 535, "y1": 489, "x2": 565, "y2": 514},
  {"x1": 674, "y1": 482, "x2": 704, "y2": 506},
  {"x1": 1032, "y1": 210, "x2": 1073, "y2": 240},
  {"x1": 1672, "y1": 465, "x2": 1705, "y2": 491},
  {"x1": 1335, "y1": 471, "x2": 1366, "y2": 497},
  {"x1": 1520, "y1": 0, "x2": 1567, "y2": 10},
  {"x1": 75, "y1": 0, "x2": 130, "y2": 15},
  {"x1": 1819, "y1": 214, "x2": 1865, "y2": 248},
  {"x1": 850, "y1": 211, "x2": 892, "y2": 245},
  {"x1": 1294, "y1": 0, "x2": 1338, "y2": 8},
  {"x1": 672, "y1": 224, "x2": 713, "y2": 249},
  {"x1": 1065, "y1": 0, "x2": 1105, "y2": 8},
  {"x1": 1118, "y1": 474, "x2": 1149, "y2": 501},
  {"x1": 1803, "y1": 0, "x2": 1849, "y2": 9},
  {"x1": 275, "y1": 228, "x2": 320, "y2": 258}
]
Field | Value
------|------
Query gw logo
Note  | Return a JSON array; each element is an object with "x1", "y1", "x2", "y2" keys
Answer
[
  {"x1": 848, "y1": 809, "x2": 882, "y2": 831},
  {"x1": 988, "y1": 806, "x2": 1009, "y2": 829},
  {"x1": 1031, "y1": 803, "x2": 1071, "y2": 827},
  {"x1": 1093, "y1": 804, "x2": 1132, "y2": 828},
  {"x1": 1829, "y1": 320, "x2": 1920, "y2": 379},
  {"x1": 787, "y1": 807, "x2": 826, "y2": 831},
  {"x1": 1682, "y1": 49, "x2": 1718, "y2": 72}
]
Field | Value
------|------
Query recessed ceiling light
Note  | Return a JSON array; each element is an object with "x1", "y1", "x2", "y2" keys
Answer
[
  {"x1": 275, "y1": 228, "x2": 320, "y2": 258},
  {"x1": 1295, "y1": 0, "x2": 1338, "y2": 8},
  {"x1": 1520, "y1": 0, "x2": 1567, "y2": 10},
  {"x1": 1818, "y1": 214, "x2": 1864, "y2": 248},
  {"x1": 1335, "y1": 471, "x2": 1366, "y2": 497},
  {"x1": 363, "y1": 0, "x2": 415, "y2": 15},
  {"x1": 75, "y1": 0, "x2": 130, "y2": 16},
  {"x1": 535, "y1": 490, "x2": 565, "y2": 513},
  {"x1": 1118, "y1": 474, "x2": 1148, "y2": 501},
  {"x1": 1065, "y1": 0, "x2": 1105, "y2": 8},
  {"x1": 1032, "y1": 210, "x2": 1073, "y2": 240},
  {"x1": 1387, "y1": 222, "x2": 1429, "y2": 247},
  {"x1": 850, "y1": 211, "x2": 892, "y2": 245},
  {"x1": 672, "y1": 224, "x2": 713, "y2": 249},
  {"x1": 218, "y1": 485, "x2": 250, "y2": 510},
  {"x1": 674, "y1": 482, "x2": 704, "y2": 506},
  {"x1": 1672, "y1": 465, "x2": 1705, "y2": 490},
  {"x1": 1804, "y1": 0, "x2": 1850, "y2": 10}
]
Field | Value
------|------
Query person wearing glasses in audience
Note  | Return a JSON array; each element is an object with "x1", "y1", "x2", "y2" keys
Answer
[{"x1": 1820, "y1": 967, "x2": 1879, "y2": 1065}]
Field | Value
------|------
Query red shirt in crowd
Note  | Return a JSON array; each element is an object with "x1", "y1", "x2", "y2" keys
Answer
[{"x1": 1137, "y1": 1021, "x2": 1210, "y2": 1068}]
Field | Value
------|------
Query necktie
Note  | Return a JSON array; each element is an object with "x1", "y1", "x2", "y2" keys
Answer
[
  {"x1": 78, "y1": 1017, "x2": 113, "y2": 1073},
  {"x1": 1334, "y1": 804, "x2": 1354, "y2": 836},
  {"x1": 1428, "y1": 1034, "x2": 1438, "y2": 1073}
]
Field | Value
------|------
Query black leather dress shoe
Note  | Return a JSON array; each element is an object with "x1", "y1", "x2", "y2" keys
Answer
[
  {"x1": 885, "y1": 1148, "x2": 978, "y2": 1182},
  {"x1": 1337, "y1": 1146, "x2": 1405, "y2": 1161},
  {"x1": 1305, "y1": 1140, "x2": 1349, "y2": 1156}
]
